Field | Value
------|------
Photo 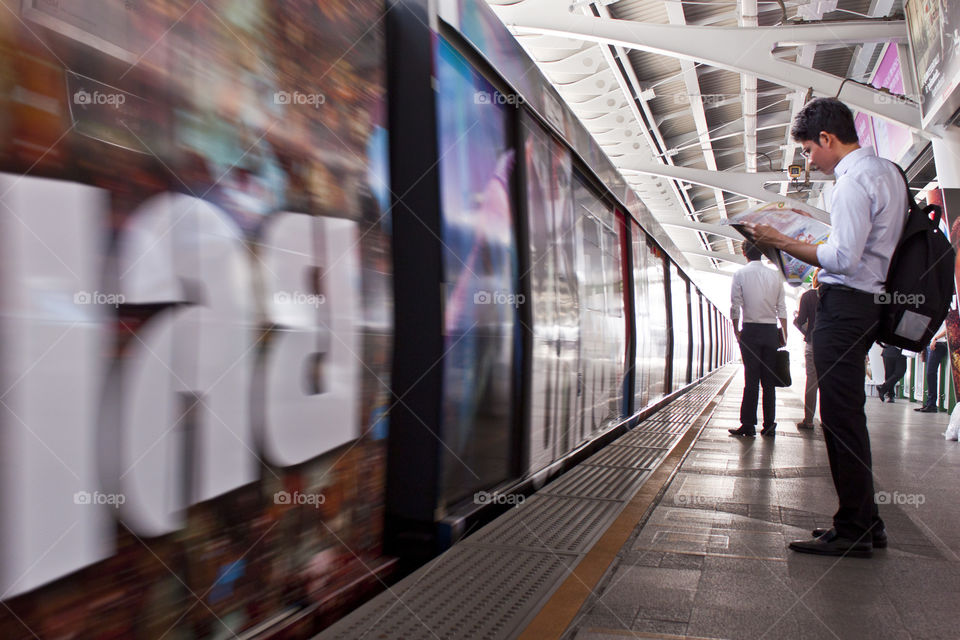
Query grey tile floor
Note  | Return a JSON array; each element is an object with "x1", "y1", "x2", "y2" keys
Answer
[{"x1": 566, "y1": 374, "x2": 960, "y2": 640}]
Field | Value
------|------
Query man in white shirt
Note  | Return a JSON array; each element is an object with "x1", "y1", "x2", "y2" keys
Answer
[
  {"x1": 728, "y1": 241, "x2": 788, "y2": 437},
  {"x1": 745, "y1": 97, "x2": 907, "y2": 558}
]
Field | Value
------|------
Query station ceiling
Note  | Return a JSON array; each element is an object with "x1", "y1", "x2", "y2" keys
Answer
[{"x1": 486, "y1": 0, "x2": 913, "y2": 279}]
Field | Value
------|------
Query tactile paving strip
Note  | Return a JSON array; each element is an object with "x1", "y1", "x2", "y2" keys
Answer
[
  {"x1": 539, "y1": 465, "x2": 652, "y2": 501},
  {"x1": 317, "y1": 544, "x2": 575, "y2": 640},
  {"x1": 615, "y1": 431, "x2": 676, "y2": 449},
  {"x1": 316, "y1": 366, "x2": 736, "y2": 640},
  {"x1": 462, "y1": 495, "x2": 623, "y2": 553},
  {"x1": 582, "y1": 444, "x2": 665, "y2": 469}
]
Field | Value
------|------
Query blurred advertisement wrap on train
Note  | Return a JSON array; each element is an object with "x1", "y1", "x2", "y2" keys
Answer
[
  {"x1": 727, "y1": 202, "x2": 830, "y2": 286},
  {"x1": 0, "y1": 0, "x2": 392, "y2": 635}
]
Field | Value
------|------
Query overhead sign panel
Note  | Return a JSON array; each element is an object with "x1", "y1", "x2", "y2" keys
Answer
[{"x1": 906, "y1": 0, "x2": 960, "y2": 128}]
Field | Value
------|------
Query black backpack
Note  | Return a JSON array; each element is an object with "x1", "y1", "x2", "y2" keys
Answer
[{"x1": 877, "y1": 165, "x2": 955, "y2": 351}]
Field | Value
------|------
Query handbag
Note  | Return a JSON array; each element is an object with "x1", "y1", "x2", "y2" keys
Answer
[{"x1": 774, "y1": 348, "x2": 791, "y2": 387}]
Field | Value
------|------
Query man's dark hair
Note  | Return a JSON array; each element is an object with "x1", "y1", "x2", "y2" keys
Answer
[
  {"x1": 790, "y1": 97, "x2": 858, "y2": 144},
  {"x1": 743, "y1": 241, "x2": 763, "y2": 261}
]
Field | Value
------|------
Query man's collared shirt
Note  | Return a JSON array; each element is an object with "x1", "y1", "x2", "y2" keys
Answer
[
  {"x1": 731, "y1": 260, "x2": 786, "y2": 325},
  {"x1": 816, "y1": 147, "x2": 908, "y2": 294}
]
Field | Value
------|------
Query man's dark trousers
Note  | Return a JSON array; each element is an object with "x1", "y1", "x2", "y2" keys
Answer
[
  {"x1": 879, "y1": 349, "x2": 906, "y2": 397},
  {"x1": 739, "y1": 323, "x2": 779, "y2": 429},
  {"x1": 923, "y1": 342, "x2": 947, "y2": 409},
  {"x1": 813, "y1": 286, "x2": 884, "y2": 541}
]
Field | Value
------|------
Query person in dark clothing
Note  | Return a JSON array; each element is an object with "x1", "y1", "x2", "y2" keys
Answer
[
  {"x1": 793, "y1": 269, "x2": 819, "y2": 429},
  {"x1": 877, "y1": 346, "x2": 906, "y2": 403},
  {"x1": 916, "y1": 325, "x2": 948, "y2": 412},
  {"x1": 728, "y1": 241, "x2": 788, "y2": 437}
]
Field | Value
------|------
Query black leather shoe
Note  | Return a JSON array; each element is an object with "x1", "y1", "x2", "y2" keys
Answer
[
  {"x1": 789, "y1": 534, "x2": 873, "y2": 558},
  {"x1": 915, "y1": 406, "x2": 938, "y2": 413},
  {"x1": 812, "y1": 527, "x2": 887, "y2": 548},
  {"x1": 728, "y1": 426, "x2": 756, "y2": 437},
  {"x1": 760, "y1": 424, "x2": 777, "y2": 436}
]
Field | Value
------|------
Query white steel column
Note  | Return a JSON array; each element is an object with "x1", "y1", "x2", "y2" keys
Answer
[{"x1": 663, "y1": 1, "x2": 733, "y2": 254}]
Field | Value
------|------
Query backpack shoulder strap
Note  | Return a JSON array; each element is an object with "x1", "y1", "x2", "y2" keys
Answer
[{"x1": 891, "y1": 160, "x2": 943, "y2": 229}]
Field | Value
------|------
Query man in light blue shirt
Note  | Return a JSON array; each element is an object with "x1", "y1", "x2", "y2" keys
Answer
[{"x1": 745, "y1": 98, "x2": 907, "y2": 558}]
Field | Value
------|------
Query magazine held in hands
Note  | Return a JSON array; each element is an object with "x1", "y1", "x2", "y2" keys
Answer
[{"x1": 726, "y1": 201, "x2": 830, "y2": 286}]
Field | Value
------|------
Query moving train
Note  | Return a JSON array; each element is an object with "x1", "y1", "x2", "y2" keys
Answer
[{"x1": 0, "y1": 0, "x2": 733, "y2": 636}]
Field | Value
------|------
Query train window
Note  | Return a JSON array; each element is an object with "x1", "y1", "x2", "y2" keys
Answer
[
  {"x1": 434, "y1": 37, "x2": 519, "y2": 505},
  {"x1": 520, "y1": 115, "x2": 578, "y2": 471},
  {"x1": 571, "y1": 175, "x2": 625, "y2": 442},
  {"x1": 631, "y1": 222, "x2": 650, "y2": 409},
  {"x1": 645, "y1": 237, "x2": 669, "y2": 403}
]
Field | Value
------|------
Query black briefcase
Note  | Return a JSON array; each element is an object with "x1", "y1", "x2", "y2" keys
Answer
[{"x1": 774, "y1": 349, "x2": 791, "y2": 387}]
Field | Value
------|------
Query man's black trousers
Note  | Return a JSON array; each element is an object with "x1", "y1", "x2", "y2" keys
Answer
[
  {"x1": 738, "y1": 323, "x2": 779, "y2": 429},
  {"x1": 813, "y1": 286, "x2": 884, "y2": 541}
]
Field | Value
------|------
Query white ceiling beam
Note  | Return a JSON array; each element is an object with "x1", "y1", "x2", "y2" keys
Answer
[
  {"x1": 490, "y1": 7, "x2": 926, "y2": 133},
  {"x1": 663, "y1": 1, "x2": 733, "y2": 256},
  {"x1": 683, "y1": 249, "x2": 748, "y2": 265},
  {"x1": 659, "y1": 220, "x2": 744, "y2": 241},
  {"x1": 617, "y1": 160, "x2": 832, "y2": 222}
]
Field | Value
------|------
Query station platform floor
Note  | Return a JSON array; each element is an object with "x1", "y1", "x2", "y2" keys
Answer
[{"x1": 320, "y1": 365, "x2": 960, "y2": 640}]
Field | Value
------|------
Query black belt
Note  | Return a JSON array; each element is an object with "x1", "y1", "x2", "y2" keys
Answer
[{"x1": 818, "y1": 283, "x2": 874, "y2": 298}]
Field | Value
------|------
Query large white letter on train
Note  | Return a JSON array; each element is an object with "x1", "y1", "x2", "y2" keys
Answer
[
  {"x1": 0, "y1": 175, "x2": 111, "y2": 597},
  {"x1": 107, "y1": 192, "x2": 257, "y2": 536},
  {"x1": 258, "y1": 213, "x2": 359, "y2": 466}
]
